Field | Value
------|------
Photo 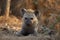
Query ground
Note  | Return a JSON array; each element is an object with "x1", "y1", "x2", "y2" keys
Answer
[{"x1": 0, "y1": 30, "x2": 56, "y2": 40}]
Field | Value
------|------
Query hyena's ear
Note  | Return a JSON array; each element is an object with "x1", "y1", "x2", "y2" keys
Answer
[
  {"x1": 21, "y1": 8, "x2": 26, "y2": 17},
  {"x1": 21, "y1": 8, "x2": 27, "y2": 14},
  {"x1": 34, "y1": 10, "x2": 39, "y2": 17}
]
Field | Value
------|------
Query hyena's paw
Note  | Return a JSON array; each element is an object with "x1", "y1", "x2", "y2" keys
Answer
[{"x1": 15, "y1": 32, "x2": 23, "y2": 37}]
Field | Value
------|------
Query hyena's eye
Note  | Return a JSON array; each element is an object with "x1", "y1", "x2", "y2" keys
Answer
[
  {"x1": 25, "y1": 18, "x2": 28, "y2": 20},
  {"x1": 30, "y1": 18, "x2": 33, "y2": 20}
]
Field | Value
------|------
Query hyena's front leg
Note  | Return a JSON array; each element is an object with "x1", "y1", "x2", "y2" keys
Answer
[
  {"x1": 15, "y1": 30, "x2": 24, "y2": 37},
  {"x1": 15, "y1": 32, "x2": 22, "y2": 36},
  {"x1": 33, "y1": 31, "x2": 38, "y2": 36},
  {"x1": 29, "y1": 27, "x2": 38, "y2": 36},
  {"x1": 32, "y1": 27, "x2": 39, "y2": 36},
  {"x1": 29, "y1": 31, "x2": 38, "y2": 36}
]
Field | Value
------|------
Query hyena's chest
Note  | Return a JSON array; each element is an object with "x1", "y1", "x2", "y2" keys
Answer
[{"x1": 22, "y1": 26, "x2": 35, "y2": 33}]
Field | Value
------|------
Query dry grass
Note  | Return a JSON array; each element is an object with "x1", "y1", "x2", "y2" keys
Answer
[{"x1": 0, "y1": 15, "x2": 22, "y2": 31}]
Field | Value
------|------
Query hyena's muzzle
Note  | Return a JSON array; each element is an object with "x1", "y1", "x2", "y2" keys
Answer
[{"x1": 25, "y1": 17, "x2": 33, "y2": 26}]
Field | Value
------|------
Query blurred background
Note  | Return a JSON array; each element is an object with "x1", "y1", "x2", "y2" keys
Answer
[{"x1": 0, "y1": 0, "x2": 60, "y2": 35}]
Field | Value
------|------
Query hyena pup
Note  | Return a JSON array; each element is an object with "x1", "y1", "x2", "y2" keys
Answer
[{"x1": 16, "y1": 8, "x2": 39, "y2": 36}]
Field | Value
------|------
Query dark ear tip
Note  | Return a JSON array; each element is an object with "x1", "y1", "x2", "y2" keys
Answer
[
  {"x1": 34, "y1": 10, "x2": 39, "y2": 16},
  {"x1": 21, "y1": 8, "x2": 24, "y2": 12},
  {"x1": 20, "y1": 8, "x2": 26, "y2": 17},
  {"x1": 35, "y1": 10, "x2": 39, "y2": 13}
]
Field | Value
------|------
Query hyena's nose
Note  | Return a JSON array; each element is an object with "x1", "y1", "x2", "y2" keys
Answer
[{"x1": 26, "y1": 20, "x2": 31, "y2": 25}]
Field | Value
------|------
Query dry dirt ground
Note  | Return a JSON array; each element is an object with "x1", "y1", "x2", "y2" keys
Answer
[
  {"x1": 0, "y1": 25, "x2": 57, "y2": 40},
  {"x1": 0, "y1": 30, "x2": 56, "y2": 40}
]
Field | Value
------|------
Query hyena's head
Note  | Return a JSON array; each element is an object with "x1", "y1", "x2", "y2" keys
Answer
[{"x1": 21, "y1": 8, "x2": 39, "y2": 26}]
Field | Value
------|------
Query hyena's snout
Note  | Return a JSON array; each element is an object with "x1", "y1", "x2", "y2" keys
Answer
[{"x1": 25, "y1": 18, "x2": 33, "y2": 25}]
